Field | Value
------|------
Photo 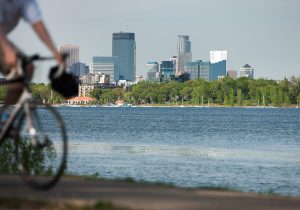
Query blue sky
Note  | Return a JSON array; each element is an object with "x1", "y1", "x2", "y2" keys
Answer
[{"x1": 9, "y1": 0, "x2": 300, "y2": 82}]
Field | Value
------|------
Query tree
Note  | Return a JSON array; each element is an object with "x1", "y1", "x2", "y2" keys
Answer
[
  {"x1": 237, "y1": 89, "x2": 243, "y2": 106},
  {"x1": 180, "y1": 85, "x2": 193, "y2": 103},
  {"x1": 270, "y1": 86, "x2": 278, "y2": 107},
  {"x1": 90, "y1": 88, "x2": 103, "y2": 101},
  {"x1": 288, "y1": 76, "x2": 300, "y2": 104},
  {"x1": 191, "y1": 80, "x2": 207, "y2": 105},
  {"x1": 236, "y1": 77, "x2": 250, "y2": 98},
  {"x1": 259, "y1": 87, "x2": 268, "y2": 106}
]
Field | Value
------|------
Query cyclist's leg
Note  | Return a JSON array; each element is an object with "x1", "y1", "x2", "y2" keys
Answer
[
  {"x1": 0, "y1": 45, "x2": 33, "y2": 107},
  {"x1": 0, "y1": 46, "x2": 25, "y2": 134}
]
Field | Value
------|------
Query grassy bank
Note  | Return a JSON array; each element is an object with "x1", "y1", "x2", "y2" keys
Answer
[{"x1": 64, "y1": 173, "x2": 287, "y2": 197}]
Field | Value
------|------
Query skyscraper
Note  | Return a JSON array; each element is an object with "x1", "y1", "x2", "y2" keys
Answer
[
  {"x1": 112, "y1": 32, "x2": 136, "y2": 81},
  {"x1": 58, "y1": 44, "x2": 79, "y2": 70},
  {"x1": 209, "y1": 50, "x2": 227, "y2": 80},
  {"x1": 146, "y1": 62, "x2": 159, "y2": 82},
  {"x1": 184, "y1": 61, "x2": 201, "y2": 80},
  {"x1": 210, "y1": 60, "x2": 227, "y2": 80},
  {"x1": 70, "y1": 62, "x2": 87, "y2": 77},
  {"x1": 170, "y1": 56, "x2": 178, "y2": 73},
  {"x1": 184, "y1": 60, "x2": 226, "y2": 82},
  {"x1": 210, "y1": 51, "x2": 227, "y2": 64},
  {"x1": 160, "y1": 61, "x2": 174, "y2": 81},
  {"x1": 177, "y1": 35, "x2": 192, "y2": 74},
  {"x1": 91, "y1": 57, "x2": 119, "y2": 82}
]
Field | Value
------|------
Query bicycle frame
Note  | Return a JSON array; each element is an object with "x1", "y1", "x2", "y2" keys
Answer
[
  {"x1": 0, "y1": 54, "x2": 49, "y2": 144},
  {"x1": 0, "y1": 88, "x2": 33, "y2": 144},
  {"x1": 0, "y1": 54, "x2": 68, "y2": 190}
]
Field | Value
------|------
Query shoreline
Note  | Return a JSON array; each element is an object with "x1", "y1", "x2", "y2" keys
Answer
[
  {"x1": 65, "y1": 173, "x2": 298, "y2": 197},
  {"x1": 53, "y1": 103, "x2": 299, "y2": 109},
  {"x1": 1, "y1": 175, "x2": 300, "y2": 210}
]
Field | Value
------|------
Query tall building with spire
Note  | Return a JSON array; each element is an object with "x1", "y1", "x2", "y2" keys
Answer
[{"x1": 177, "y1": 35, "x2": 192, "y2": 74}]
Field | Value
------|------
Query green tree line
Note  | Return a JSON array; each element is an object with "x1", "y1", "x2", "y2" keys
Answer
[
  {"x1": 91, "y1": 76, "x2": 300, "y2": 107},
  {"x1": 0, "y1": 83, "x2": 64, "y2": 104},
  {"x1": 1, "y1": 77, "x2": 299, "y2": 107}
]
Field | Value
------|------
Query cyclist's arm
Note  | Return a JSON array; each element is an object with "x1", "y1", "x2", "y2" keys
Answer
[
  {"x1": 0, "y1": 25, "x2": 17, "y2": 67},
  {"x1": 31, "y1": 20, "x2": 62, "y2": 64}
]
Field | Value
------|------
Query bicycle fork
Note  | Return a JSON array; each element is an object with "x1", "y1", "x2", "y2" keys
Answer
[{"x1": 23, "y1": 100, "x2": 49, "y2": 148}]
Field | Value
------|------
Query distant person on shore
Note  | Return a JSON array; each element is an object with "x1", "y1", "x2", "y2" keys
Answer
[{"x1": 0, "y1": 0, "x2": 62, "y2": 122}]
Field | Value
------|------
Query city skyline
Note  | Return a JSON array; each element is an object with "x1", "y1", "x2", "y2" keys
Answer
[{"x1": 8, "y1": 0, "x2": 300, "y2": 83}]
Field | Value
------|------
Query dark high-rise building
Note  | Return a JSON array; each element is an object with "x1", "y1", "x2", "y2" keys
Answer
[
  {"x1": 160, "y1": 61, "x2": 174, "y2": 81},
  {"x1": 112, "y1": 32, "x2": 136, "y2": 81}
]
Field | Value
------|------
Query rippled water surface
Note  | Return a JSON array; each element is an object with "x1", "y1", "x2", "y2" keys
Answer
[{"x1": 55, "y1": 107, "x2": 300, "y2": 195}]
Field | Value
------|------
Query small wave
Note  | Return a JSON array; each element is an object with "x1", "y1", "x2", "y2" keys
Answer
[{"x1": 68, "y1": 141, "x2": 300, "y2": 164}]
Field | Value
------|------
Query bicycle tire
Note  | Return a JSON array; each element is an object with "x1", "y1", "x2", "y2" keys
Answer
[{"x1": 14, "y1": 103, "x2": 67, "y2": 190}]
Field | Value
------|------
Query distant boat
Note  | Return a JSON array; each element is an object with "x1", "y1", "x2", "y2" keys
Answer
[
  {"x1": 122, "y1": 103, "x2": 132, "y2": 107},
  {"x1": 102, "y1": 103, "x2": 118, "y2": 107},
  {"x1": 115, "y1": 100, "x2": 132, "y2": 107}
]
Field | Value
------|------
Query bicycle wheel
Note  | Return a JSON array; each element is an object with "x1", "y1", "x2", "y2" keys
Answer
[{"x1": 14, "y1": 103, "x2": 67, "y2": 190}]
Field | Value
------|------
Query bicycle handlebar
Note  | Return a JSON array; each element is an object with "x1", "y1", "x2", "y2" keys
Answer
[
  {"x1": 1, "y1": 54, "x2": 69, "y2": 85},
  {"x1": 25, "y1": 54, "x2": 68, "y2": 62},
  {"x1": 28, "y1": 54, "x2": 55, "y2": 62}
]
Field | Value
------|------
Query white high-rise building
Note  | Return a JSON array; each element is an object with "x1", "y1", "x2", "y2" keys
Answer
[
  {"x1": 170, "y1": 56, "x2": 178, "y2": 73},
  {"x1": 210, "y1": 50, "x2": 228, "y2": 73},
  {"x1": 58, "y1": 44, "x2": 79, "y2": 70},
  {"x1": 210, "y1": 50, "x2": 227, "y2": 64}
]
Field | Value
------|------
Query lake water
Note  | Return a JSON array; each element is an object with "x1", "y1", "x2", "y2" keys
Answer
[{"x1": 57, "y1": 107, "x2": 300, "y2": 196}]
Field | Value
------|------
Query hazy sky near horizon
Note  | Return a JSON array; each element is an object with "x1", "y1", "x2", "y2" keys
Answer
[{"x1": 8, "y1": 0, "x2": 300, "y2": 82}]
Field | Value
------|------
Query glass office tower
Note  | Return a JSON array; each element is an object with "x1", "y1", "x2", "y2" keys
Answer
[
  {"x1": 146, "y1": 62, "x2": 159, "y2": 82},
  {"x1": 112, "y1": 32, "x2": 136, "y2": 81},
  {"x1": 184, "y1": 60, "x2": 226, "y2": 82},
  {"x1": 160, "y1": 61, "x2": 174, "y2": 81},
  {"x1": 91, "y1": 57, "x2": 120, "y2": 82}
]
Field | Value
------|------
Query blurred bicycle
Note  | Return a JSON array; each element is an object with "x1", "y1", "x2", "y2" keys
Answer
[{"x1": 0, "y1": 54, "x2": 77, "y2": 190}]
